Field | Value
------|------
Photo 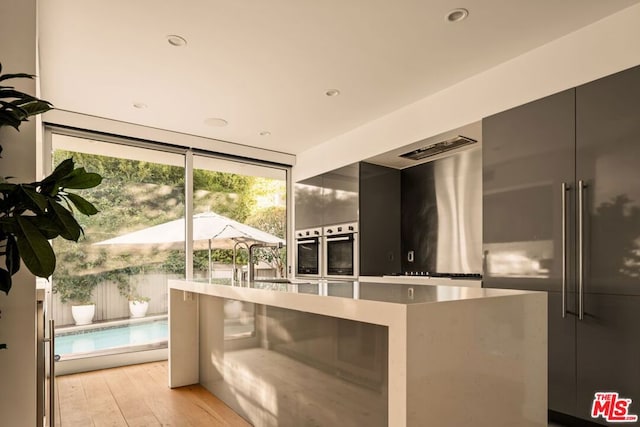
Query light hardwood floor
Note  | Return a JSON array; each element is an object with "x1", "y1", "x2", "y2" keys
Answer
[{"x1": 55, "y1": 361, "x2": 251, "y2": 427}]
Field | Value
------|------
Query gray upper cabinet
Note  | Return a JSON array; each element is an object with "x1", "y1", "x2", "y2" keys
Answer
[
  {"x1": 295, "y1": 163, "x2": 359, "y2": 230},
  {"x1": 574, "y1": 66, "x2": 640, "y2": 425},
  {"x1": 322, "y1": 163, "x2": 359, "y2": 225},
  {"x1": 576, "y1": 65, "x2": 640, "y2": 297},
  {"x1": 295, "y1": 175, "x2": 324, "y2": 228},
  {"x1": 294, "y1": 164, "x2": 359, "y2": 229},
  {"x1": 483, "y1": 88, "x2": 576, "y2": 292}
]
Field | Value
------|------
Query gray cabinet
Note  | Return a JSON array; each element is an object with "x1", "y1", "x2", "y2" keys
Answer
[
  {"x1": 295, "y1": 162, "x2": 402, "y2": 276},
  {"x1": 359, "y1": 162, "x2": 401, "y2": 276},
  {"x1": 294, "y1": 164, "x2": 358, "y2": 229},
  {"x1": 294, "y1": 175, "x2": 324, "y2": 228},
  {"x1": 483, "y1": 64, "x2": 640, "y2": 425},
  {"x1": 483, "y1": 88, "x2": 577, "y2": 416}
]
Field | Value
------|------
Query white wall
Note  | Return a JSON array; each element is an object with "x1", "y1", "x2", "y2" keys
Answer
[
  {"x1": 0, "y1": 1, "x2": 38, "y2": 426},
  {"x1": 294, "y1": 3, "x2": 640, "y2": 181}
]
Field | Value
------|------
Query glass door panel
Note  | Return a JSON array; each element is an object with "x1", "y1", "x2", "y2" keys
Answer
[
  {"x1": 192, "y1": 155, "x2": 287, "y2": 341},
  {"x1": 50, "y1": 133, "x2": 185, "y2": 363}
]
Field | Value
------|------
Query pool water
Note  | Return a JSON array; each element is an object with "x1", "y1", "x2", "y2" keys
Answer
[{"x1": 55, "y1": 320, "x2": 168, "y2": 356}]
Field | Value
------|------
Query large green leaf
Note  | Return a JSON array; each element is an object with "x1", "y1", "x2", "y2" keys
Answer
[
  {"x1": 25, "y1": 217, "x2": 61, "y2": 240},
  {"x1": 16, "y1": 99, "x2": 52, "y2": 116},
  {"x1": 41, "y1": 158, "x2": 75, "y2": 186},
  {"x1": 5, "y1": 235, "x2": 20, "y2": 275},
  {"x1": 47, "y1": 200, "x2": 81, "y2": 241},
  {"x1": 0, "y1": 217, "x2": 18, "y2": 234},
  {"x1": 0, "y1": 268, "x2": 12, "y2": 294},
  {"x1": 0, "y1": 110, "x2": 22, "y2": 130},
  {"x1": 60, "y1": 168, "x2": 102, "y2": 189},
  {"x1": 0, "y1": 89, "x2": 36, "y2": 101},
  {"x1": 15, "y1": 216, "x2": 56, "y2": 278},
  {"x1": 0, "y1": 72, "x2": 34, "y2": 82},
  {"x1": 19, "y1": 185, "x2": 48, "y2": 212},
  {"x1": 65, "y1": 193, "x2": 99, "y2": 215}
]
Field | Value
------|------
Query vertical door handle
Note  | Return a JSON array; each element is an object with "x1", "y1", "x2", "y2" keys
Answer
[
  {"x1": 578, "y1": 180, "x2": 586, "y2": 320},
  {"x1": 561, "y1": 183, "x2": 569, "y2": 318},
  {"x1": 45, "y1": 319, "x2": 55, "y2": 427}
]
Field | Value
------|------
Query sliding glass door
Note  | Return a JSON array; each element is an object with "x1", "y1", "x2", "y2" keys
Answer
[
  {"x1": 49, "y1": 133, "x2": 185, "y2": 368},
  {"x1": 45, "y1": 129, "x2": 290, "y2": 373}
]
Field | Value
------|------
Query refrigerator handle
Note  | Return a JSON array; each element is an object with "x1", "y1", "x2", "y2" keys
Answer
[
  {"x1": 578, "y1": 180, "x2": 585, "y2": 320},
  {"x1": 561, "y1": 182, "x2": 569, "y2": 318}
]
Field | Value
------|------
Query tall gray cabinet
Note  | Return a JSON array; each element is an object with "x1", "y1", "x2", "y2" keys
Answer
[{"x1": 483, "y1": 65, "x2": 640, "y2": 425}]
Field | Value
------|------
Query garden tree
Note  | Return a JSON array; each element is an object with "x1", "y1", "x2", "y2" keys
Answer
[{"x1": 245, "y1": 206, "x2": 287, "y2": 277}]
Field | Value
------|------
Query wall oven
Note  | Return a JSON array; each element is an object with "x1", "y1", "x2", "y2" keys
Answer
[
  {"x1": 295, "y1": 227, "x2": 322, "y2": 278},
  {"x1": 323, "y1": 222, "x2": 358, "y2": 280}
]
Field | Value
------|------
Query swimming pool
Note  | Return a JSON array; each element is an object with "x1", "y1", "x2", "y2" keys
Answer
[{"x1": 55, "y1": 319, "x2": 168, "y2": 357}]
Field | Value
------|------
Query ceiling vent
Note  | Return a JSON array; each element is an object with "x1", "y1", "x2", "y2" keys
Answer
[{"x1": 399, "y1": 135, "x2": 477, "y2": 161}]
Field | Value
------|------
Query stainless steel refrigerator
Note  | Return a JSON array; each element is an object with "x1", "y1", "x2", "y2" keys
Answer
[{"x1": 482, "y1": 65, "x2": 640, "y2": 426}]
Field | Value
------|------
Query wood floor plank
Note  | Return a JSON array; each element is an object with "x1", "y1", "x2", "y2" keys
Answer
[
  {"x1": 79, "y1": 371, "x2": 128, "y2": 427},
  {"x1": 56, "y1": 361, "x2": 251, "y2": 427},
  {"x1": 121, "y1": 363, "x2": 195, "y2": 427},
  {"x1": 101, "y1": 366, "x2": 160, "y2": 424},
  {"x1": 57, "y1": 375, "x2": 94, "y2": 427}
]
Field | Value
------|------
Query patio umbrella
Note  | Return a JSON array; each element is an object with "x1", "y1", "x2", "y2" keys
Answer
[{"x1": 94, "y1": 212, "x2": 285, "y2": 277}]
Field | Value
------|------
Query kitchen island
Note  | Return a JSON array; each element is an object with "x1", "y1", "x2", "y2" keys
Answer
[{"x1": 168, "y1": 279, "x2": 547, "y2": 427}]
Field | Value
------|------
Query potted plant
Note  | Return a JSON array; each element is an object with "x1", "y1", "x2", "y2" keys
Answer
[
  {"x1": 53, "y1": 275, "x2": 97, "y2": 325},
  {"x1": 1, "y1": 62, "x2": 102, "y2": 344},
  {"x1": 117, "y1": 281, "x2": 150, "y2": 318}
]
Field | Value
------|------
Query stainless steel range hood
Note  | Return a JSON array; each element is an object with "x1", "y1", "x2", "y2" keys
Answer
[{"x1": 399, "y1": 135, "x2": 477, "y2": 161}]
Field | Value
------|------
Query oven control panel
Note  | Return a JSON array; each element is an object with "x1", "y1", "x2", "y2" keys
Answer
[
  {"x1": 323, "y1": 222, "x2": 358, "y2": 235},
  {"x1": 295, "y1": 227, "x2": 322, "y2": 239}
]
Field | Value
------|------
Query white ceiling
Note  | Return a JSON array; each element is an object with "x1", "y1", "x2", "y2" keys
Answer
[{"x1": 38, "y1": 0, "x2": 639, "y2": 157}]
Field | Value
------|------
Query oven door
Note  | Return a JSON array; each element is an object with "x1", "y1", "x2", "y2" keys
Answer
[
  {"x1": 296, "y1": 237, "x2": 321, "y2": 277},
  {"x1": 324, "y1": 233, "x2": 358, "y2": 279}
]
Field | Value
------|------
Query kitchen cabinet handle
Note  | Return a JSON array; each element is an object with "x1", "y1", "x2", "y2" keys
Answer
[
  {"x1": 561, "y1": 182, "x2": 569, "y2": 318},
  {"x1": 578, "y1": 180, "x2": 585, "y2": 320}
]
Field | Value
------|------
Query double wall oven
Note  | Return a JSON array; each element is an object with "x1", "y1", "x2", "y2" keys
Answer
[{"x1": 295, "y1": 222, "x2": 358, "y2": 280}]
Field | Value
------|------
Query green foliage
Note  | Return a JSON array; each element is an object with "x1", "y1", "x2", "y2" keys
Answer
[
  {"x1": 246, "y1": 206, "x2": 287, "y2": 277},
  {"x1": 0, "y1": 63, "x2": 53, "y2": 157},
  {"x1": 245, "y1": 206, "x2": 286, "y2": 239},
  {"x1": 0, "y1": 158, "x2": 102, "y2": 293},
  {"x1": 0, "y1": 65, "x2": 102, "y2": 294}
]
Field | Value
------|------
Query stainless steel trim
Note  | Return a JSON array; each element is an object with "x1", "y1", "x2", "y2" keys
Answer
[
  {"x1": 562, "y1": 183, "x2": 569, "y2": 318},
  {"x1": 322, "y1": 233, "x2": 359, "y2": 280},
  {"x1": 325, "y1": 236, "x2": 352, "y2": 242},
  {"x1": 45, "y1": 319, "x2": 55, "y2": 427},
  {"x1": 296, "y1": 239, "x2": 318, "y2": 244},
  {"x1": 578, "y1": 180, "x2": 585, "y2": 320}
]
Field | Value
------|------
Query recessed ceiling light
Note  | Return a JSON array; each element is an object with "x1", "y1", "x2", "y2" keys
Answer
[
  {"x1": 133, "y1": 102, "x2": 148, "y2": 109},
  {"x1": 325, "y1": 89, "x2": 340, "y2": 97},
  {"x1": 446, "y1": 8, "x2": 469, "y2": 22},
  {"x1": 167, "y1": 35, "x2": 187, "y2": 47},
  {"x1": 204, "y1": 117, "x2": 228, "y2": 127},
  {"x1": 259, "y1": 131, "x2": 271, "y2": 136}
]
